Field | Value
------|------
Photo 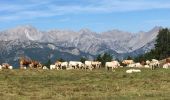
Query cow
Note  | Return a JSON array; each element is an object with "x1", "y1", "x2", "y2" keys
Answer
[
  {"x1": 69, "y1": 61, "x2": 84, "y2": 69},
  {"x1": 43, "y1": 66, "x2": 49, "y2": 70},
  {"x1": 149, "y1": 59, "x2": 160, "y2": 70},
  {"x1": 55, "y1": 61, "x2": 62, "y2": 69},
  {"x1": 92, "y1": 61, "x2": 101, "y2": 69},
  {"x1": 140, "y1": 61, "x2": 146, "y2": 66},
  {"x1": 20, "y1": 66, "x2": 27, "y2": 70},
  {"x1": 127, "y1": 64, "x2": 136, "y2": 68},
  {"x1": 0, "y1": 65, "x2": 2, "y2": 70},
  {"x1": 122, "y1": 60, "x2": 134, "y2": 65},
  {"x1": 29, "y1": 60, "x2": 42, "y2": 69},
  {"x1": 105, "y1": 61, "x2": 120, "y2": 70},
  {"x1": 19, "y1": 57, "x2": 42, "y2": 69},
  {"x1": 8, "y1": 66, "x2": 13, "y2": 69},
  {"x1": 126, "y1": 69, "x2": 141, "y2": 74},
  {"x1": 2, "y1": 63, "x2": 10, "y2": 69},
  {"x1": 1, "y1": 63, "x2": 13, "y2": 69},
  {"x1": 163, "y1": 63, "x2": 170, "y2": 69},
  {"x1": 144, "y1": 65, "x2": 150, "y2": 68},
  {"x1": 166, "y1": 58, "x2": 170, "y2": 63},
  {"x1": 85, "y1": 61, "x2": 93, "y2": 70},
  {"x1": 146, "y1": 60, "x2": 151, "y2": 65},
  {"x1": 60, "y1": 62, "x2": 69, "y2": 70},
  {"x1": 50, "y1": 65, "x2": 57, "y2": 70},
  {"x1": 19, "y1": 57, "x2": 32, "y2": 69},
  {"x1": 135, "y1": 63, "x2": 143, "y2": 68}
]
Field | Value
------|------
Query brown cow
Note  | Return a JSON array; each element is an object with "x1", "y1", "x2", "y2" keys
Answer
[
  {"x1": 19, "y1": 57, "x2": 42, "y2": 69},
  {"x1": 19, "y1": 57, "x2": 32, "y2": 69},
  {"x1": 2, "y1": 63, "x2": 10, "y2": 69},
  {"x1": 29, "y1": 60, "x2": 42, "y2": 69},
  {"x1": 140, "y1": 61, "x2": 146, "y2": 66},
  {"x1": 166, "y1": 58, "x2": 170, "y2": 63}
]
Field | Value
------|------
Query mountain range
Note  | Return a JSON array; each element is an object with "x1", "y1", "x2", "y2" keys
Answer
[{"x1": 0, "y1": 25, "x2": 161, "y2": 67}]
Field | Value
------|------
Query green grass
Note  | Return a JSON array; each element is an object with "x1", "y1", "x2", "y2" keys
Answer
[{"x1": 0, "y1": 68, "x2": 169, "y2": 100}]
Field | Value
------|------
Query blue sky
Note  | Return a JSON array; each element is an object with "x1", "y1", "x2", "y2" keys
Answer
[{"x1": 0, "y1": 0, "x2": 170, "y2": 32}]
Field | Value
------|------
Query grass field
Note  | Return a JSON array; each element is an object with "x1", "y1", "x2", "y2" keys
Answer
[{"x1": 0, "y1": 68, "x2": 169, "y2": 100}]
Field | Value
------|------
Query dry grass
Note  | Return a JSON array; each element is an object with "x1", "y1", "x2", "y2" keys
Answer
[{"x1": 0, "y1": 68, "x2": 169, "y2": 100}]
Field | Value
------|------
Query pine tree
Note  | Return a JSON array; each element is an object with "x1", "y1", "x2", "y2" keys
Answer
[
  {"x1": 155, "y1": 28, "x2": 170, "y2": 59},
  {"x1": 134, "y1": 28, "x2": 170, "y2": 61},
  {"x1": 80, "y1": 57, "x2": 86, "y2": 63},
  {"x1": 44, "y1": 59, "x2": 51, "y2": 68},
  {"x1": 96, "y1": 53, "x2": 112, "y2": 67},
  {"x1": 58, "y1": 58, "x2": 65, "y2": 62}
]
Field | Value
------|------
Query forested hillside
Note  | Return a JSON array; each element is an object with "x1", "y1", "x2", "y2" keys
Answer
[{"x1": 134, "y1": 28, "x2": 170, "y2": 61}]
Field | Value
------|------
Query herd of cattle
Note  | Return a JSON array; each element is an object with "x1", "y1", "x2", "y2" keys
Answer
[{"x1": 0, "y1": 57, "x2": 170, "y2": 73}]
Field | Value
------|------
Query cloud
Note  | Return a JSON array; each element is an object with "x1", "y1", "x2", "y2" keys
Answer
[{"x1": 1, "y1": 0, "x2": 170, "y2": 21}]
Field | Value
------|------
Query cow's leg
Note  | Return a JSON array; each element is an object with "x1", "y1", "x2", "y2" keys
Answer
[
  {"x1": 107, "y1": 67, "x2": 109, "y2": 71},
  {"x1": 112, "y1": 67, "x2": 114, "y2": 70}
]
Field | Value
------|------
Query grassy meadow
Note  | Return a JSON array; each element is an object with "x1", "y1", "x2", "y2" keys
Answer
[{"x1": 0, "y1": 68, "x2": 169, "y2": 100}]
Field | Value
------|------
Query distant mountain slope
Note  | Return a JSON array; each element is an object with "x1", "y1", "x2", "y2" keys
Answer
[{"x1": 0, "y1": 25, "x2": 162, "y2": 66}]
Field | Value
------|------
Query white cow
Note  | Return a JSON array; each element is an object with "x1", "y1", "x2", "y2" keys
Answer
[
  {"x1": 105, "y1": 61, "x2": 120, "y2": 70},
  {"x1": 150, "y1": 59, "x2": 160, "y2": 70},
  {"x1": 8, "y1": 66, "x2": 13, "y2": 69},
  {"x1": 163, "y1": 63, "x2": 170, "y2": 69},
  {"x1": 43, "y1": 66, "x2": 49, "y2": 70},
  {"x1": 144, "y1": 65, "x2": 150, "y2": 68},
  {"x1": 69, "y1": 61, "x2": 84, "y2": 69},
  {"x1": 50, "y1": 65, "x2": 56, "y2": 70},
  {"x1": 146, "y1": 60, "x2": 150, "y2": 65},
  {"x1": 0, "y1": 65, "x2": 2, "y2": 70},
  {"x1": 85, "y1": 61, "x2": 93, "y2": 70},
  {"x1": 91, "y1": 61, "x2": 101, "y2": 69},
  {"x1": 61, "y1": 62, "x2": 68, "y2": 69},
  {"x1": 135, "y1": 63, "x2": 143, "y2": 68},
  {"x1": 126, "y1": 69, "x2": 141, "y2": 74},
  {"x1": 77, "y1": 62, "x2": 84, "y2": 69},
  {"x1": 66, "y1": 67, "x2": 74, "y2": 70},
  {"x1": 127, "y1": 64, "x2": 136, "y2": 68}
]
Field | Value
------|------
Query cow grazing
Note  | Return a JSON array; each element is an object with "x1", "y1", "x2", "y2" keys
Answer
[
  {"x1": 29, "y1": 60, "x2": 42, "y2": 69},
  {"x1": 85, "y1": 61, "x2": 93, "y2": 70},
  {"x1": 144, "y1": 65, "x2": 150, "y2": 68},
  {"x1": 55, "y1": 61, "x2": 62, "y2": 69},
  {"x1": 127, "y1": 64, "x2": 136, "y2": 68},
  {"x1": 61, "y1": 62, "x2": 68, "y2": 70},
  {"x1": 50, "y1": 65, "x2": 57, "y2": 70},
  {"x1": 2, "y1": 63, "x2": 9, "y2": 69},
  {"x1": 163, "y1": 63, "x2": 170, "y2": 69},
  {"x1": 19, "y1": 57, "x2": 32, "y2": 69},
  {"x1": 149, "y1": 59, "x2": 160, "y2": 70},
  {"x1": 122, "y1": 60, "x2": 134, "y2": 65},
  {"x1": 69, "y1": 61, "x2": 84, "y2": 69},
  {"x1": 135, "y1": 63, "x2": 143, "y2": 68},
  {"x1": 91, "y1": 61, "x2": 101, "y2": 69},
  {"x1": 105, "y1": 61, "x2": 120, "y2": 70},
  {"x1": 146, "y1": 60, "x2": 151, "y2": 65}
]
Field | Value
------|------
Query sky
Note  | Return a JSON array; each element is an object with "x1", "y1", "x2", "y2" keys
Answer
[{"x1": 0, "y1": 0, "x2": 170, "y2": 32}]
